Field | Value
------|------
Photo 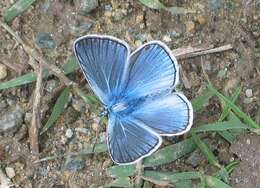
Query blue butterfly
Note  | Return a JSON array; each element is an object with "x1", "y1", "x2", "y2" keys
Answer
[{"x1": 73, "y1": 35, "x2": 193, "y2": 165}]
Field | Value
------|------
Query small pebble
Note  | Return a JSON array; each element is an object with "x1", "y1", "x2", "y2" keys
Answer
[
  {"x1": 196, "y1": 15, "x2": 207, "y2": 25},
  {"x1": 24, "y1": 112, "x2": 33, "y2": 123},
  {"x1": 64, "y1": 156, "x2": 85, "y2": 171},
  {"x1": 0, "y1": 105, "x2": 24, "y2": 133},
  {"x1": 79, "y1": 0, "x2": 98, "y2": 14},
  {"x1": 65, "y1": 128, "x2": 73, "y2": 138},
  {"x1": 112, "y1": 9, "x2": 127, "y2": 21},
  {"x1": 92, "y1": 123, "x2": 99, "y2": 131},
  {"x1": 0, "y1": 64, "x2": 8, "y2": 80},
  {"x1": 185, "y1": 21, "x2": 195, "y2": 33},
  {"x1": 134, "y1": 40, "x2": 142, "y2": 47},
  {"x1": 208, "y1": 0, "x2": 223, "y2": 12},
  {"x1": 5, "y1": 167, "x2": 15, "y2": 179},
  {"x1": 36, "y1": 32, "x2": 56, "y2": 49},
  {"x1": 75, "y1": 127, "x2": 89, "y2": 134},
  {"x1": 45, "y1": 79, "x2": 59, "y2": 93},
  {"x1": 186, "y1": 150, "x2": 204, "y2": 167},
  {"x1": 245, "y1": 89, "x2": 253, "y2": 98},
  {"x1": 162, "y1": 35, "x2": 172, "y2": 42}
]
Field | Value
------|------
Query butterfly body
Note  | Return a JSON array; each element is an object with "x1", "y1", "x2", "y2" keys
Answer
[{"x1": 74, "y1": 35, "x2": 193, "y2": 164}]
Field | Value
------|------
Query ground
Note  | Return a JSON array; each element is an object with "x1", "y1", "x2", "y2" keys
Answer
[{"x1": 0, "y1": 0, "x2": 259, "y2": 188}]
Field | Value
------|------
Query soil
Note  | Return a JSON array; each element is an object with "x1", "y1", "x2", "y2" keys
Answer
[{"x1": 0, "y1": 0, "x2": 259, "y2": 187}]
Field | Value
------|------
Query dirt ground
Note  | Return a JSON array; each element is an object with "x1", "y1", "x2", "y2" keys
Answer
[{"x1": 0, "y1": 0, "x2": 259, "y2": 187}]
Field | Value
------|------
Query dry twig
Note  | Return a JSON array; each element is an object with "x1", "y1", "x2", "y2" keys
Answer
[{"x1": 30, "y1": 58, "x2": 42, "y2": 159}]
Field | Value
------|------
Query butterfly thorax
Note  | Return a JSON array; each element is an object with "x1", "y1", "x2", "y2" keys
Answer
[{"x1": 108, "y1": 97, "x2": 145, "y2": 117}]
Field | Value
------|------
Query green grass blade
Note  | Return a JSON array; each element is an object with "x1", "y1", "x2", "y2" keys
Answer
[
  {"x1": 107, "y1": 165, "x2": 136, "y2": 178},
  {"x1": 62, "y1": 57, "x2": 79, "y2": 74},
  {"x1": 215, "y1": 167, "x2": 230, "y2": 184},
  {"x1": 208, "y1": 85, "x2": 259, "y2": 129},
  {"x1": 138, "y1": 0, "x2": 165, "y2": 10},
  {"x1": 191, "y1": 120, "x2": 249, "y2": 133},
  {"x1": 218, "y1": 87, "x2": 241, "y2": 122},
  {"x1": 107, "y1": 138, "x2": 197, "y2": 178},
  {"x1": 217, "y1": 131, "x2": 236, "y2": 144},
  {"x1": 73, "y1": 86, "x2": 100, "y2": 105},
  {"x1": 41, "y1": 87, "x2": 70, "y2": 134},
  {"x1": 175, "y1": 180, "x2": 192, "y2": 188},
  {"x1": 4, "y1": 0, "x2": 37, "y2": 23},
  {"x1": 143, "y1": 171, "x2": 201, "y2": 183},
  {"x1": 0, "y1": 57, "x2": 78, "y2": 90},
  {"x1": 143, "y1": 181, "x2": 151, "y2": 188},
  {"x1": 225, "y1": 160, "x2": 239, "y2": 174},
  {"x1": 107, "y1": 177, "x2": 130, "y2": 188},
  {"x1": 143, "y1": 138, "x2": 197, "y2": 167},
  {"x1": 0, "y1": 70, "x2": 49, "y2": 90},
  {"x1": 192, "y1": 133, "x2": 221, "y2": 168},
  {"x1": 205, "y1": 176, "x2": 231, "y2": 188},
  {"x1": 192, "y1": 89, "x2": 214, "y2": 111},
  {"x1": 217, "y1": 87, "x2": 241, "y2": 143}
]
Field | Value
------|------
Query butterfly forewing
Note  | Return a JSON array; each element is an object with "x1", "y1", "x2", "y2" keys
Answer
[
  {"x1": 123, "y1": 42, "x2": 179, "y2": 101},
  {"x1": 74, "y1": 36, "x2": 130, "y2": 105}
]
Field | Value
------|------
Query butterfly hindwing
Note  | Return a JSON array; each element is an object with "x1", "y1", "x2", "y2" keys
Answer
[
  {"x1": 74, "y1": 35, "x2": 130, "y2": 104},
  {"x1": 130, "y1": 93, "x2": 193, "y2": 136},
  {"x1": 107, "y1": 115, "x2": 161, "y2": 164}
]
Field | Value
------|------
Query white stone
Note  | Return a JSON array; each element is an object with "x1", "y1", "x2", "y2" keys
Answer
[
  {"x1": 245, "y1": 89, "x2": 253, "y2": 98},
  {"x1": 163, "y1": 35, "x2": 172, "y2": 42},
  {"x1": 5, "y1": 167, "x2": 15, "y2": 179},
  {"x1": 0, "y1": 64, "x2": 7, "y2": 80},
  {"x1": 65, "y1": 128, "x2": 73, "y2": 138}
]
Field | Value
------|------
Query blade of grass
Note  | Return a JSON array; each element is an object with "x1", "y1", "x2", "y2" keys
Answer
[
  {"x1": 205, "y1": 176, "x2": 231, "y2": 188},
  {"x1": 107, "y1": 177, "x2": 130, "y2": 188},
  {"x1": 107, "y1": 138, "x2": 197, "y2": 178},
  {"x1": 143, "y1": 181, "x2": 151, "y2": 188},
  {"x1": 225, "y1": 160, "x2": 239, "y2": 174},
  {"x1": 143, "y1": 138, "x2": 197, "y2": 167},
  {"x1": 191, "y1": 120, "x2": 249, "y2": 133},
  {"x1": 175, "y1": 180, "x2": 192, "y2": 188},
  {"x1": 107, "y1": 165, "x2": 136, "y2": 178},
  {"x1": 143, "y1": 171, "x2": 201, "y2": 183},
  {"x1": 192, "y1": 89, "x2": 214, "y2": 111},
  {"x1": 0, "y1": 70, "x2": 48, "y2": 90},
  {"x1": 217, "y1": 87, "x2": 241, "y2": 143},
  {"x1": 4, "y1": 0, "x2": 37, "y2": 23},
  {"x1": 208, "y1": 85, "x2": 259, "y2": 129},
  {"x1": 0, "y1": 58, "x2": 79, "y2": 90},
  {"x1": 218, "y1": 87, "x2": 241, "y2": 122},
  {"x1": 62, "y1": 57, "x2": 79, "y2": 74},
  {"x1": 217, "y1": 130, "x2": 236, "y2": 144},
  {"x1": 192, "y1": 133, "x2": 221, "y2": 168},
  {"x1": 40, "y1": 87, "x2": 70, "y2": 134}
]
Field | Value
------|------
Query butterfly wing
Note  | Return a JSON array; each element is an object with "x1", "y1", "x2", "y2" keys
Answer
[
  {"x1": 130, "y1": 93, "x2": 193, "y2": 136},
  {"x1": 123, "y1": 41, "x2": 192, "y2": 135},
  {"x1": 73, "y1": 35, "x2": 130, "y2": 104},
  {"x1": 123, "y1": 41, "x2": 179, "y2": 100},
  {"x1": 107, "y1": 115, "x2": 162, "y2": 164}
]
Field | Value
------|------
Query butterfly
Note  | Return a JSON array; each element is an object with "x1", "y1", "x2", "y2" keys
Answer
[{"x1": 73, "y1": 35, "x2": 193, "y2": 165}]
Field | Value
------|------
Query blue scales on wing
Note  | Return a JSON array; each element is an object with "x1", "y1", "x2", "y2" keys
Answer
[
  {"x1": 73, "y1": 36, "x2": 193, "y2": 164},
  {"x1": 74, "y1": 36, "x2": 129, "y2": 104},
  {"x1": 123, "y1": 41, "x2": 178, "y2": 100},
  {"x1": 107, "y1": 115, "x2": 161, "y2": 164}
]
